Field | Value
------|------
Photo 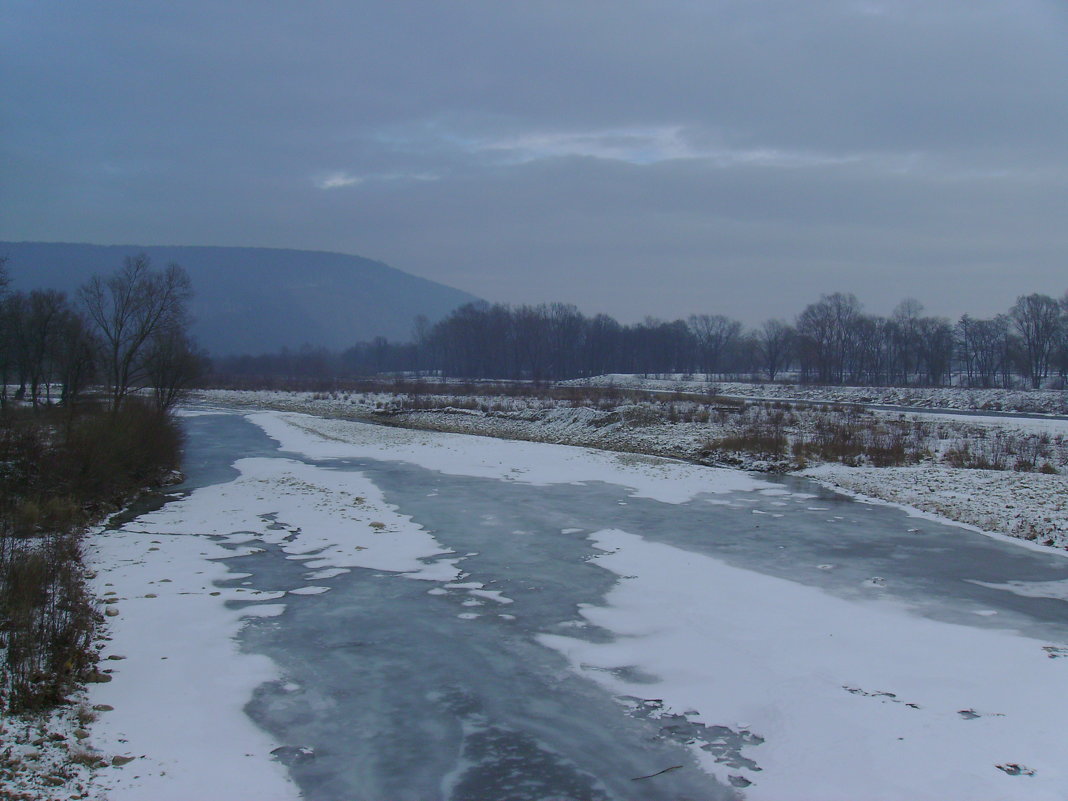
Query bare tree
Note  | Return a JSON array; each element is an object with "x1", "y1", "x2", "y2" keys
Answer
[
  {"x1": 914, "y1": 316, "x2": 954, "y2": 386},
  {"x1": 21, "y1": 290, "x2": 68, "y2": 406},
  {"x1": 143, "y1": 329, "x2": 206, "y2": 411},
  {"x1": 796, "y1": 293, "x2": 862, "y2": 384},
  {"x1": 79, "y1": 255, "x2": 193, "y2": 410},
  {"x1": 53, "y1": 310, "x2": 97, "y2": 406},
  {"x1": 890, "y1": 298, "x2": 924, "y2": 385},
  {"x1": 688, "y1": 314, "x2": 742, "y2": 379},
  {"x1": 957, "y1": 315, "x2": 1012, "y2": 388},
  {"x1": 1, "y1": 261, "x2": 18, "y2": 406},
  {"x1": 757, "y1": 319, "x2": 793, "y2": 381},
  {"x1": 1010, "y1": 293, "x2": 1062, "y2": 388},
  {"x1": 1057, "y1": 291, "x2": 1068, "y2": 384}
]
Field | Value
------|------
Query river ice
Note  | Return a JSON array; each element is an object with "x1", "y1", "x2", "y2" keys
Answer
[{"x1": 84, "y1": 409, "x2": 1068, "y2": 800}]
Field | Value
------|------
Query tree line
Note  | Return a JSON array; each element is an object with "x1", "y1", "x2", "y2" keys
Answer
[
  {"x1": 217, "y1": 290, "x2": 1068, "y2": 389},
  {"x1": 0, "y1": 255, "x2": 204, "y2": 410}
]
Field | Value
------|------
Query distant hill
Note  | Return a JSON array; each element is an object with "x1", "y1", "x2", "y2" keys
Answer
[{"x1": 0, "y1": 242, "x2": 480, "y2": 355}]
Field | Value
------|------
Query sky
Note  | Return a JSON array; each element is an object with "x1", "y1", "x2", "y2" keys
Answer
[{"x1": 3, "y1": 0, "x2": 1068, "y2": 325}]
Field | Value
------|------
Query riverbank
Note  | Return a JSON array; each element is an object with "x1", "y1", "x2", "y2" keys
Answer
[
  {"x1": 10, "y1": 403, "x2": 1067, "y2": 799},
  {"x1": 195, "y1": 388, "x2": 1068, "y2": 551},
  {"x1": 0, "y1": 403, "x2": 185, "y2": 800}
]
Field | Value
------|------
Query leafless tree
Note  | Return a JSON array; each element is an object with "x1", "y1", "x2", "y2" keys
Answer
[
  {"x1": 915, "y1": 316, "x2": 954, "y2": 386},
  {"x1": 890, "y1": 298, "x2": 924, "y2": 385},
  {"x1": 21, "y1": 290, "x2": 68, "y2": 406},
  {"x1": 1010, "y1": 293, "x2": 1062, "y2": 388},
  {"x1": 79, "y1": 255, "x2": 192, "y2": 410},
  {"x1": 53, "y1": 310, "x2": 97, "y2": 406},
  {"x1": 757, "y1": 319, "x2": 793, "y2": 381},
  {"x1": 0, "y1": 270, "x2": 19, "y2": 406},
  {"x1": 688, "y1": 314, "x2": 742, "y2": 379},
  {"x1": 956, "y1": 315, "x2": 1012, "y2": 388},
  {"x1": 143, "y1": 329, "x2": 206, "y2": 411},
  {"x1": 796, "y1": 293, "x2": 862, "y2": 384}
]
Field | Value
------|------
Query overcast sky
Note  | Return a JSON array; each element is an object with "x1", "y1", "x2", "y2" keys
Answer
[{"x1": 3, "y1": 1, "x2": 1067, "y2": 324}]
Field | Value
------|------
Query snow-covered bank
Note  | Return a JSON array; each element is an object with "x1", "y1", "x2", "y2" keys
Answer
[
  {"x1": 198, "y1": 389, "x2": 1068, "y2": 552},
  {"x1": 564, "y1": 374, "x2": 1068, "y2": 415},
  {"x1": 249, "y1": 410, "x2": 770, "y2": 503},
  {"x1": 66, "y1": 440, "x2": 471, "y2": 799},
  {"x1": 542, "y1": 529, "x2": 1068, "y2": 800},
  {"x1": 800, "y1": 464, "x2": 1068, "y2": 550},
  {"x1": 82, "y1": 523, "x2": 298, "y2": 801},
  {"x1": 32, "y1": 407, "x2": 1068, "y2": 800},
  {"x1": 240, "y1": 412, "x2": 1068, "y2": 799}
]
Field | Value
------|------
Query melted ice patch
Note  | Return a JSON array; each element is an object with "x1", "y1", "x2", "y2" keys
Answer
[{"x1": 967, "y1": 578, "x2": 1068, "y2": 602}]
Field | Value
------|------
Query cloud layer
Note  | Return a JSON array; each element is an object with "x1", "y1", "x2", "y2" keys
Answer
[{"x1": 3, "y1": 0, "x2": 1067, "y2": 323}]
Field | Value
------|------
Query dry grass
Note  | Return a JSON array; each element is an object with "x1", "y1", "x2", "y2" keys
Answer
[{"x1": 0, "y1": 399, "x2": 183, "y2": 713}]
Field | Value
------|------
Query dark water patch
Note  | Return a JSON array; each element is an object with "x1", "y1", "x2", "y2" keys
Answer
[
  {"x1": 238, "y1": 560, "x2": 736, "y2": 801},
  {"x1": 345, "y1": 457, "x2": 1068, "y2": 640}
]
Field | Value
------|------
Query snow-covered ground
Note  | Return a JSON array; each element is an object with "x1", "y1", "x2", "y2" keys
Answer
[
  {"x1": 563, "y1": 374, "x2": 1068, "y2": 414},
  {"x1": 802, "y1": 464, "x2": 1068, "y2": 549}
]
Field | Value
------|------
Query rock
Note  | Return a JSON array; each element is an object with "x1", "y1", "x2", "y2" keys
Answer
[
  {"x1": 270, "y1": 745, "x2": 315, "y2": 766},
  {"x1": 85, "y1": 671, "x2": 112, "y2": 684},
  {"x1": 111, "y1": 755, "x2": 136, "y2": 766},
  {"x1": 74, "y1": 729, "x2": 90, "y2": 740},
  {"x1": 92, "y1": 704, "x2": 114, "y2": 712},
  {"x1": 43, "y1": 775, "x2": 66, "y2": 786},
  {"x1": 996, "y1": 763, "x2": 1036, "y2": 777},
  {"x1": 144, "y1": 593, "x2": 157, "y2": 598},
  {"x1": 104, "y1": 607, "x2": 119, "y2": 617}
]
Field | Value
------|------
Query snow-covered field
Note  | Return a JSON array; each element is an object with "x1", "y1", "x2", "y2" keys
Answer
[{"x1": 563, "y1": 374, "x2": 1068, "y2": 415}]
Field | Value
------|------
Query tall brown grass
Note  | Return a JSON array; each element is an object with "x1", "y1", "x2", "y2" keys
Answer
[{"x1": 0, "y1": 398, "x2": 182, "y2": 712}]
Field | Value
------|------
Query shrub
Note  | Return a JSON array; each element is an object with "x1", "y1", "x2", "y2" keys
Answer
[{"x1": 0, "y1": 399, "x2": 183, "y2": 713}]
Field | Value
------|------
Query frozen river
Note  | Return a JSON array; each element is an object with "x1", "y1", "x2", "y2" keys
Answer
[{"x1": 87, "y1": 409, "x2": 1068, "y2": 801}]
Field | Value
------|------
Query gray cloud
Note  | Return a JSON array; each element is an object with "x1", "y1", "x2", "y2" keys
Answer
[{"x1": 3, "y1": 0, "x2": 1067, "y2": 326}]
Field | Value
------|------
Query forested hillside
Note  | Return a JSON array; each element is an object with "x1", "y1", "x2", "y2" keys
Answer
[{"x1": 0, "y1": 242, "x2": 480, "y2": 355}]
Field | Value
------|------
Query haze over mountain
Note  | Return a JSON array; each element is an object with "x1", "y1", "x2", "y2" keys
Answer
[{"x1": 1, "y1": 242, "x2": 480, "y2": 356}]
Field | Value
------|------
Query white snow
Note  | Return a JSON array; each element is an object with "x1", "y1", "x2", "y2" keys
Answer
[
  {"x1": 968, "y1": 579, "x2": 1068, "y2": 601},
  {"x1": 76, "y1": 431, "x2": 475, "y2": 799},
  {"x1": 563, "y1": 375, "x2": 1068, "y2": 415},
  {"x1": 130, "y1": 456, "x2": 461, "y2": 580},
  {"x1": 196, "y1": 387, "x2": 1068, "y2": 553},
  {"x1": 540, "y1": 529, "x2": 1068, "y2": 801},
  {"x1": 66, "y1": 401, "x2": 1068, "y2": 799},
  {"x1": 83, "y1": 526, "x2": 299, "y2": 801},
  {"x1": 802, "y1": 463, "x2": 1068, "y2": 550},
  {"x1": 248, "y1": 410, "x2": 774, "y2": 503}
]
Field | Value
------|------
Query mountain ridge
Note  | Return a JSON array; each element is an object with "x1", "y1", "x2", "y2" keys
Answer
[{"x1": 0, "y1": 241, "x2": 480, "y2": 355}]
